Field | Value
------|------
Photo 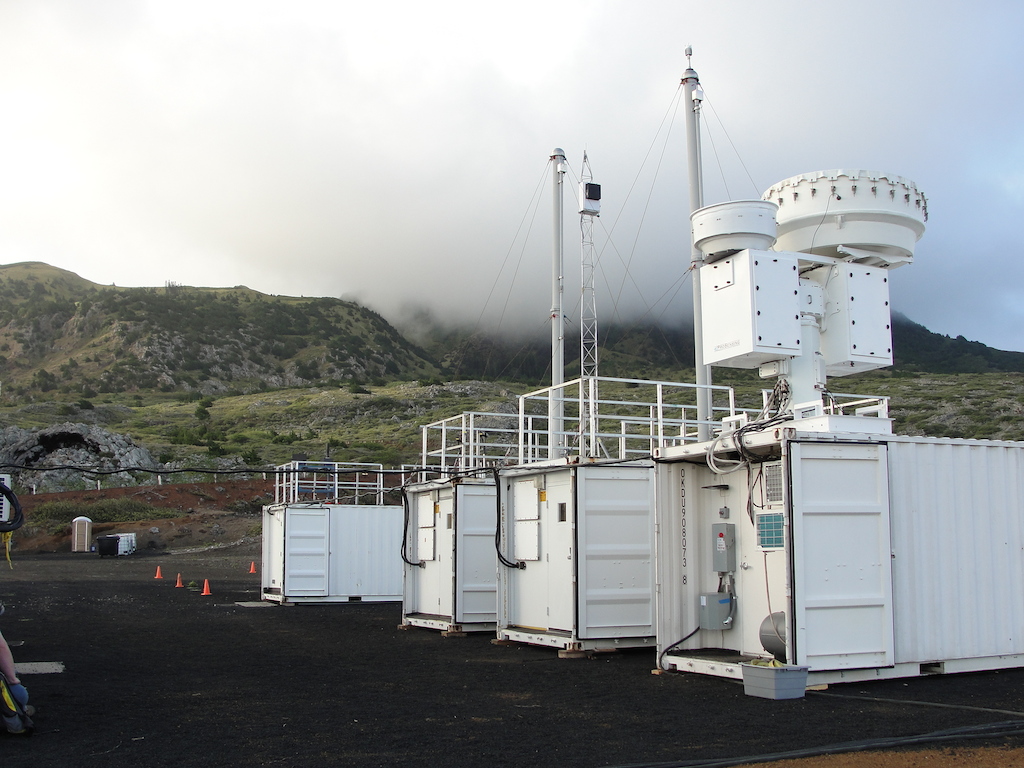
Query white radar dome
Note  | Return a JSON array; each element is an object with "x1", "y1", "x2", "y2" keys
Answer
[
  {"x1": 691, "y1": 200, "x2": 778, "y2": 262},
  {"x1": 762, "y1": 170, "x2": 927, "y2": 266}
]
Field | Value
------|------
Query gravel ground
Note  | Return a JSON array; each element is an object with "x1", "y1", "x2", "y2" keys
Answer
[{"x1": 1, "y1": 546, "x2": 1023, "y2": 768}]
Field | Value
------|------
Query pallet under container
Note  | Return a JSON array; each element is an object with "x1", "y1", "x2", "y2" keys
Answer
[
  {"x1": 262, "y1": 503, "x2": 403, "y2": 604},
  {"x1": 495, "y1": 459, "x2": 657, "y2": 654},
  {"x1": 401, "y1": 477, "x2": 499, "y2": 634},
  {"x1": 653, "y1": 418, "x2": 1024, "y2": 686}
]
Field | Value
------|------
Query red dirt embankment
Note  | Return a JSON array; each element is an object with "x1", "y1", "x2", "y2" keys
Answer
[{"x1": 13, "y1": 479, "x2": 273, "y2": 554}]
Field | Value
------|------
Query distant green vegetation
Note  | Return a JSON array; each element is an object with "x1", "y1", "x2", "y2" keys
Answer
[
  {"x1": 0, "y1": 262, "x2": 438, "y2": 400},
  {"x1": 0, "y1": 261, "x2": 1021, "y2": 483},
  {"x1": 27, "y1": 498, "x2": 177, "y2": 533}
]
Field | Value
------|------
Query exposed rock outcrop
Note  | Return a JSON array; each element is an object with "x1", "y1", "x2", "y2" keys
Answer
[{"x1": 0, "y1": 423, "x2": 157, "y2": 492}]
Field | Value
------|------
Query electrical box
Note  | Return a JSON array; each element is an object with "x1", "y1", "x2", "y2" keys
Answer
[
  {"x1": 700, "y1": 250, "x2": 802, "y2": 368},
  {"x1": 807, "y1": 262, "x2": 894, "y2": 376},
  {"x1": 579, "y1": 182, "x2": 601, "y2": 216},
  {"x1": 0, "y1": 474, "x2": 10, "y2": 523},
  {"x1": 699, "y1": 592, "x2": 735, "y2": 630},
  {"x1": 712, "y1": 523, "x2": 736, "y2": 573}
]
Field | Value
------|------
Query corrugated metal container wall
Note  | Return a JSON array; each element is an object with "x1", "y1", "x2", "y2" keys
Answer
[
  {"x1": 331, "y1": 505, "x2": 404, "y2": 600},
  {"x1": 888, "y1": 437, "x2": 1024, "y2": 664},
  {"x1": 262, "y1": 504, "x2": 403, "y2": 603}
]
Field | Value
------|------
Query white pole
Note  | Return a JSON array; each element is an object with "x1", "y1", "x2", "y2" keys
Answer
[
  {"x1": 549, "y1": 148, "x2": 566, "y2": 459},
  {"x1": 682, "y1": 49, "x2": 713, "y2": 441}
]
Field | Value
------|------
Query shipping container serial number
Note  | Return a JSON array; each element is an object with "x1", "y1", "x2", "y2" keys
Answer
[{"x1": 680, "y1": 472, "x2": 687, "y2": 585}]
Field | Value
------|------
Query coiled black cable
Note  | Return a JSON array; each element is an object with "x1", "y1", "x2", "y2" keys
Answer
[{"x1": 0, "y1": 480, "x2": 24, "y2": 532}]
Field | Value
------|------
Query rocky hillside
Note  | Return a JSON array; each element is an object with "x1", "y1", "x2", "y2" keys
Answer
[{"x1": 0, "y1": 262, "x2": 438, "y2": 399}]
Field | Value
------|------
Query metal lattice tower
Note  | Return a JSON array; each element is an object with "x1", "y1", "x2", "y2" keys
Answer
[
  {"x1": 580, "y1": 152, "x2": 600, "y2": 379},
  {"x1": 578, "y1": 153, "x2": 602, "y2": 456}
]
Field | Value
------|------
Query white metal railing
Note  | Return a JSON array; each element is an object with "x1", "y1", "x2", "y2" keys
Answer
[
  {"x1": 825, "y1": 392, "x2": 889, "y2": 418},
  {"x1": 419, "y1": 410, "x2": 521, "y2": 476},
  {"x1": 517, "y1": 376, "x2": 742, "y2": 464},
  {"x1": 418, "y1": 376, "x2": 744, "y2": 473},
  {"x1": 758, "y1": 389, "x2": 890, "y2": 420},
  {"x1": 275, "y1": 461, "x2": 386, "y2": 505}
]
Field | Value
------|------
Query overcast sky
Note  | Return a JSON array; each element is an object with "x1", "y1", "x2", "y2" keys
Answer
[{"x1": 1, "y1": 1, "x2": 1022, "y2": 352}]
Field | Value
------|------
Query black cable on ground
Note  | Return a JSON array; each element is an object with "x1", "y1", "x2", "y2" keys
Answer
[
  {"x1": 604, "y1": 720, "x2": 1024, "y2": 768},
  {"x1": 656, "y1": 626, "x2": 699, "y2": 671},
  {"x1": 809, "y1": 689, "x2": 1024, "y2": 719}
]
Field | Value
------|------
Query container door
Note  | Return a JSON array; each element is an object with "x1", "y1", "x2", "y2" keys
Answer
[
  {"x1": 576, "y1": 465, "x2": 654, "y2": 640},
  {"x1": 544, "y1": 472, "x2": 575, "y2": 632},
  {"x1": 506, "y1": 476, "x2": 542, "y2": 629},
  {"x1": 454, "y1": 484, "x2": 498, "y2": 625},
  {"x1": 435, "y1": 491, "x2": 455, "y2": 619},
  {"x1": 262, "y1": 507, "x2": 286, "y2": 595},
  {"x1": 283, "y1": 507, "x2": 330, "y2": 597},
  {"x1": 413, "y1": 492, "x2": 442, "y2": 614},
  {"x1": 790, "y1": 441, "x2": 894, "y2": 670}
]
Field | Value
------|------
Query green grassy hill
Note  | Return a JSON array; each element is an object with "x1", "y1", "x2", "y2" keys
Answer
[
  {"x1": 0, "y1": 261, "x2": 1021, "y2": 489},
  {"x1": 0, "y1": 262, "x2": 438, "y2": 399}
]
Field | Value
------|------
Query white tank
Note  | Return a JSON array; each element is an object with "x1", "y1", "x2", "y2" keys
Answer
[
  {"x1": 691, "y1": 200, "x2": 778, "y2": 262},
  {"x1": 763, "y1": 170, "x2": 927, "y2": 264}
]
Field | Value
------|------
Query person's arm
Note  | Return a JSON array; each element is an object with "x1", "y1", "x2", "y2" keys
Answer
[{"x1": 0, "y1": 630, "x2": 20, "y2": 684}]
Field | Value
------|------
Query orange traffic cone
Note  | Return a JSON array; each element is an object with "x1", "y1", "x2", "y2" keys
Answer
[
  {"x1": 175, "y1": 573, "x2": 184, "y2": 588},
  {"x1": 154, "y1": 566, "x2": 164, "y2": 579},
  {"x1": 248, "y1": 561, "x2": 257, "y2": 574},
  {"x1": 201, "y1": 579, "x2": 212, "y2": 596}
]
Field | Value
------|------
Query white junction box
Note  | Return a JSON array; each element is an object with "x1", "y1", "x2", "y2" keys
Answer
[
  {"x1": 700, "y1": 250, "x2": 801, "y2": 368},
  {"x1": 807, "y1": 262, "x2": 894, "y2": 375}
]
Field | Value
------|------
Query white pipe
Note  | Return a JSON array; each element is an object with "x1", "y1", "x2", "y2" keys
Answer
[
  {"x1": 549, "y1": 148, "x2": 566, "y2": 458},
  {"x1": 682, "y1": 51, "x2": 713, "y2": 441}
]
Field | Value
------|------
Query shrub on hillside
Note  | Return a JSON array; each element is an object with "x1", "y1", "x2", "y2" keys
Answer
[{"x1": 28, "y1": 498, "x2": 179, "y2": 525}]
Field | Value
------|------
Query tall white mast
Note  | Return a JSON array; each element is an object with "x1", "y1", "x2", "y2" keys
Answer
[
  {"x1": 549, "y1": 148, "x2": 567, "y2": 459},
  {"x1": 682, "y1": 47, "x2": 713, "y2": 441}
]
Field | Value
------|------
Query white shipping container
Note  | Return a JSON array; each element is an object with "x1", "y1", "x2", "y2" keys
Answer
[
  {"x1": 496, "y1": 461, "x2": 657, "y2": 653},
  {"x1": 262, "y1": 503, "x2": 403, "y2": 604},
  {"x1": 402, "y1": 478, "x2": 498, "y2": 634},
  {"x1": 654, "y1": 430, "x2": 1024, "y2": 685}
]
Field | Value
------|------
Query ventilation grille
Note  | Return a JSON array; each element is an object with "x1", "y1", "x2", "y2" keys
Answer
[{"x1": 764, "y1": 462, "x2": 784, "y2": 505}]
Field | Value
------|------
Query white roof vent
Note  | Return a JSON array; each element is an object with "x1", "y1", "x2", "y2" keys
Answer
[
  {"x1": 763, "y1": 170, "x2": 927, "y2": 267},
  {"x1": 691, "y1": 200, "x2": 778, "y2": 262}
]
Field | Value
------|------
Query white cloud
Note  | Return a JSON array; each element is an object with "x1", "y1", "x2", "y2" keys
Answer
[{"x1": 0, "y1": 0, "x2": 1022, "y2": 351}]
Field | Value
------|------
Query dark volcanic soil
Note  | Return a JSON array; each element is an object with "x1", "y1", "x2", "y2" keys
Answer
[{"x1": 0, "y1": 545, "x2": 1023, "y2": 767}]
